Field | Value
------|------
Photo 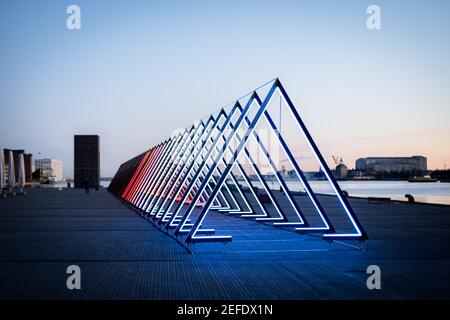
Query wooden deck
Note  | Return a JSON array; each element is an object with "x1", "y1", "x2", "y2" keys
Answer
[{"x1": 0, "y1": 188, "x2": 449, "y2": 299}]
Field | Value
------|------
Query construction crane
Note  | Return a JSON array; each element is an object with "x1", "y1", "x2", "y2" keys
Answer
[
  {"x1": 332, "y1": 155, "x2": 345, "y2": 166},
  {"x1": 332, "y1": 155, "x2": 348, "y2": 180}
]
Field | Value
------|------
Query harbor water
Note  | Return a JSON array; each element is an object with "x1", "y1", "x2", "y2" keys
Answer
[
  {"x1": 251, "y1": 180, "x2": 450, "y2": 206},
  {"x1": 41, "y1": 180, "x2": 450, "y2": 206}
]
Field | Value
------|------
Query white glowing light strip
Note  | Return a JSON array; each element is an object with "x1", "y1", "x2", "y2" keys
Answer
[
  {"x1": 141, "y1": 129, "x2": 192, "y2": 212},
  {"x1": 134, "y1": 137, "x2": 180, "y2": 208},
  {"x1": 206, "y1": 109, "x2": 270, "y2": 218},
  {"x1": 159, "y1": 120, "x2": 229, "y2": 220},
  {"x1": 127, "y1": 146, "x2": 162, "y2": 206},
  {"x1": 177, "y1": 105, "x2": 268, "y2": 232},
  {"x1": 279, "y1": 93, "x2": 362, "y2": 237},
  {"x1": 158, "y1": 120, "x2": 222, "y2": 221},
  {"x1": 255, "y1": 112, "x2": 331, "y2": 229},
  {"x1": 225, "y1": 111, "x2": 286, "y2": 220},
  {"x1": 189, "y1": 87, "x2": 281, "y2": 240},
  {"x1": 202, "y1": 121, "x2": 260, "y2": 215},
  {"x1": 206, "y1": 144, "x2": 242, "y2": 212},
  {"x1": 246, "y1": 102, "x2": 320, "y2": 225},
  {"x1": 145, "y1": 124, "x2": 202, "y2": 213},
  {"x1": 167, "y1": 107, "x2": 241, "y2": 227}
]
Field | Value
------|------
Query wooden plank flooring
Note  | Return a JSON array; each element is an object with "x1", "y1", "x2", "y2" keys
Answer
[{"x1": 0, "y1": 188, "x2": 449, "y2": 299}]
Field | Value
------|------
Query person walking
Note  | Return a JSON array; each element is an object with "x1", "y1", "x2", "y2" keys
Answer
[{"x1": 84, "y1": 179, "x2": 90, "y2": 194}]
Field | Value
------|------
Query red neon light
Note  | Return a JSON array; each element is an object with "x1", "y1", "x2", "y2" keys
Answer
[
  {"x1": 121, "y1": 156, "x2": 143, "y2": 199},
  {"x1": 121, "y1": 151, "x2": 151, "y2": 200},
  {"x1": 127, "y1": 150, "x2": 157, "y2": 203},
  {"x1": 129, "y1": 144, "x2": 167, "y2": 205},
  {"x1": 126, "y1": 146, "x2": 161, "y2": 203}
]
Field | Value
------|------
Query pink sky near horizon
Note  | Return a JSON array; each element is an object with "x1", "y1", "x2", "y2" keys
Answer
[{"x1": 0, "y1": 0, "x2": 449, "y2": 176}]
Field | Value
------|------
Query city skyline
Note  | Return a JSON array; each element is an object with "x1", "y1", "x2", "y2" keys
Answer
[{"x1": 1, "y1": 0, "x2": 449, "y2": 177}]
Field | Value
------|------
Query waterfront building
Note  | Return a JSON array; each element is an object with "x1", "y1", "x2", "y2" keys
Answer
[
  {"x1": 74, "y1": 135, "x2": 100, "y2": 188},
  {"x1": 355, "y1": 156, "x2": 427, "y2": 172},
  {"x1": 334, "y1": 164, "x2": 348, "y2": 179},
  {"x1": 34, "y1": 159, "x2": 63, "y2": 182}
]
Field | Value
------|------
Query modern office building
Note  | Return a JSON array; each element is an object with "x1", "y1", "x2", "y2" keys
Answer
[
  {"x1": 355, "y1": 156, "x2": 427, "y2": 172},
  {"x1": 74, "y1": 135, "x2": 100, "y2": 188},
  {"x1": 3, "y1": 149, "x2": 33, "y2": 183},
  {"x1": 34, "y1": 159, "x2": 63, "y2": 182}
]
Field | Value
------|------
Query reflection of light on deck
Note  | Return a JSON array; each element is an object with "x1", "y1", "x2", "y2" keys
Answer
[{"x1": 1, "y1": 188, "x2": 450, "y2": 299}]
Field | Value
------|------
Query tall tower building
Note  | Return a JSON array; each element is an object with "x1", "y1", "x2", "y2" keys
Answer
[{"x1": 74, "y1": 135, "x2": 100, "y2": 188}]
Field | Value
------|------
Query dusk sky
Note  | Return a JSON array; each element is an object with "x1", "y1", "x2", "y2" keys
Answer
[{"x1": 1, "y1": 0, "x2": 449, "y2": 177}]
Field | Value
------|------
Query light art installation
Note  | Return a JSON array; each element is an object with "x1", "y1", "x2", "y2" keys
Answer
[{"x1": 108, "y1": 79, "x2": 368, "y2": 250}]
